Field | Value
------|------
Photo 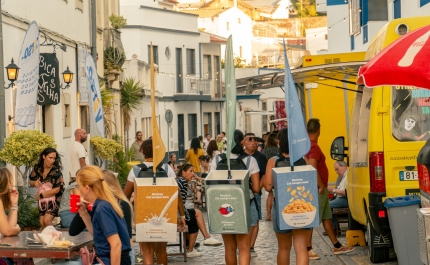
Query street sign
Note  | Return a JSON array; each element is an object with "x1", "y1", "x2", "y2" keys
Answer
[{"x1": 165, "y1": 109, "x2": 173, "y2": 125}]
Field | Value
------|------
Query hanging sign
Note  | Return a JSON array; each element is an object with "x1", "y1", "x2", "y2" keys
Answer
[
  {"x1": 37, "y1": 53, "x2": 60, "y2": 106},
  {"x1": 85, "y1": 54, "x2": 105, "y2": 137},
  {"x1": 14, "y1": 21, "x2": 40, "y2": 130},
  {"x1": 77, "y1": 45, "x2": 90, "y2": 105}
]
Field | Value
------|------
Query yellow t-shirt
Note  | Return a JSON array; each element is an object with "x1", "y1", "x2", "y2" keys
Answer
[
  {"x1": 216, "y1": 141, "x2": 224, "y2": 151},
  {"x1": 186, "y1": 148, "x2": 205, "y2": 173}
]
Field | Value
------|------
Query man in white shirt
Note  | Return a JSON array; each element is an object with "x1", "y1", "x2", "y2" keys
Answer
[
  {"x1": 328, "y1": 161, "x2": 348, "y2": 231},
  {"x1": 70, "y1": 129, "x2": 89, "y2": 178},
  {"x1": 203, "y1": 134, "x2": 211, "y2": 152}
]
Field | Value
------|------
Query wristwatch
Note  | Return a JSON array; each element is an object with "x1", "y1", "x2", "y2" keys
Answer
[{"x1": 39, "y1": 193, "x2": 44, "y2": 199}]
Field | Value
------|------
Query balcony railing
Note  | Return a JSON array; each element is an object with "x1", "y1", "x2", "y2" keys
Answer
[{"x1": 178, "y1": 78, "x2": 211, "y2": 95}]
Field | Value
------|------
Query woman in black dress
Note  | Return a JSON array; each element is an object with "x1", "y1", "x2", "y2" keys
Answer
[{"x1": 29, "y1": 147, "x2": 65, "y2": 228}]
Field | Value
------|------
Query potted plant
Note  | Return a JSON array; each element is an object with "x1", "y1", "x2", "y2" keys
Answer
[
  {"x1": 109, "y1": 135, "x2": 134, "y2": 187},
  {"x1": 109, "y1": 14, "x2": 127, "y2": 30},
  {"x1": 90, "y1": 136, "x2": 122, "y2": 167},
  {"x1": 104, "y1": 14, "x2": 127, "y2": 75},
  {"x1": 0, "y1": 130, "x2": 56, "y2": 193},
  {"x1": 104, "y1": 46, "x2": 126, "y2": 74},
  {"x1": 16, "y1": 192, "x2": 41, "y2": 231}
]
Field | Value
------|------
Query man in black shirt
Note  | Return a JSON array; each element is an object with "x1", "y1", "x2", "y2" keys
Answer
[{"x1": 244, "y1": 133, "x2": 268, "y2": 257}]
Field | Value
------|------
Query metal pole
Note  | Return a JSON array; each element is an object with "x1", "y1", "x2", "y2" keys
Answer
[
  {"x1": 91, "y1": 0, "x2": 97, "y2": 64},
  {"x1": 167, "y1": 124, "x2": 170, "y2": 160},
  {"x1": 0, "y1": 4, "x2": 7, "y2": 167}
]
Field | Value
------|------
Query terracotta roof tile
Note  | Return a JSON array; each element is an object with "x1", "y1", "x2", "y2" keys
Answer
[{"x1": 180, "y1": 8, "x2": 230, "y2": 18}]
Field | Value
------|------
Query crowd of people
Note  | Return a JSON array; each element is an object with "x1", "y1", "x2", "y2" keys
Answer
[{"x1": 0, "y1": 119, "x2": 355, "y2": 265}]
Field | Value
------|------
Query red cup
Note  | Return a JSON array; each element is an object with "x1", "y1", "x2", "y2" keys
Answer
[
  {"x1": 88, "y1": 203, "x2": 93, "y2": 211},
  {"x1": 70, "y1": 194, "x2": 80, "y2": 213}
]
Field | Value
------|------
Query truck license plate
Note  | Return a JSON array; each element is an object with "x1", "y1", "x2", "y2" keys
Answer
[{"x1": 399, "y1": 171, "x2": 418, "y2": 181}]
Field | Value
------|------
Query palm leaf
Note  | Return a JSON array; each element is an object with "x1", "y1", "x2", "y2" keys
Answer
[{"x1": 120, "y1": 77, "x2": 144, "y2": 130}]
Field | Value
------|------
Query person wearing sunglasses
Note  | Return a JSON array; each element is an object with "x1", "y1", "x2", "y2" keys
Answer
[
  {"x1": 210, "y1": 130, "x2": 261, "y2": 265},
  {"x1": 244, "y1": 133, "x2": 268, "y2": 257}
]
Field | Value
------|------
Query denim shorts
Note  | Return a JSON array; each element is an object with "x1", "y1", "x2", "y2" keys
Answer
[
  {"x1": 250, "y1": 196, "x2": 259, "y2": 226},
  {"x1": 254, "y1": 193, "x2": 262, "y2": 220}
]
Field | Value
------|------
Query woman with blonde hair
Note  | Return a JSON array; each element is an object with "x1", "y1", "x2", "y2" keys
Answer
[
  {"x1": 0, "y1": 168, "x2": 20, "y2": 237},
  {"x1": 70, "y1": 169, "x2": 135, "y2": 264},
  {"x1": 74, "y1": 166, "x2": 131, "y2": 265}
]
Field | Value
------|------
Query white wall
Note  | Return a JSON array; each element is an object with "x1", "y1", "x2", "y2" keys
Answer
[
  {"x1": 271, "y1": 0, "x2": 292, "y2": 19},
  {"x1": 306, "y1": 27, "x2": 328, "y2": 55},
  {"x1": 325, "y1": 1, "x2": 430, "y2": 55},
  {"x1": 199, "y1": 8, "x2": 253, "y2": 63},
  {"x1": 3, "y1": 0, "x2": 91, "y2": 44},
  {"x1": 400, "y1": 0, "x2": 430, "y2": 18},
  {"x1": 219, "y1": 9, "x2": 253, "y2": 63},
  {"x1": 143, "y1": 31, "x2": 199, "y2": 96},
  {"x1": 325, "y1": 4, "x2": 350, "y2": 54}
]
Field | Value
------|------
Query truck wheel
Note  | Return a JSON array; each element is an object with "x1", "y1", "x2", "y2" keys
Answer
[
  {"x1": 367, "y1": 221, "x2": 389, "y2": 263},
  {"x1": 348, "y1": 208, "x2": 363, "y2": 230}
]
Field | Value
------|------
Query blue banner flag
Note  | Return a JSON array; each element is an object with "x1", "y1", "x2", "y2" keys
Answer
[{"x1": 283, "y1": 38, "x2": 310, "y2": 164}]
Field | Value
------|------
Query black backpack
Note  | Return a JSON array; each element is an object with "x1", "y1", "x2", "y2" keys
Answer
[
  {"x1": 215, "y1": 153, "x2": 251, "y2": 170},
  {"x1": 274, "y1": 154, "x2": 306, "y2": 168},
  {"x1": 136, "y1": 163, "x2": 169, "y2": 178}
]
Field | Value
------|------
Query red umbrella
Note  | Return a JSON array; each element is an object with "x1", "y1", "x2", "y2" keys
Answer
[{"x1": 357, "y1": 24, "x2": 430, "y2": 88}]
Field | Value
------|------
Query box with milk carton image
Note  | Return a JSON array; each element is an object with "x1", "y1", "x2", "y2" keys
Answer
[
  {"x1": 134, "y1": 178, "x2": 178, "y2": 242},
  {"x1": 273, "y1": 165, "x2": 319, "y2": 230}
]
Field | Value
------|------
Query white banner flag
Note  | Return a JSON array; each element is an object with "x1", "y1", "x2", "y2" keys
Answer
[
  {"x1": 14, "y1": 21, "x2": 40, "y2": 130},
  {"x1": 77, "y1": 45, "x2": 90, "y2": 105},
  {"x1": 85, "y1": 54, "x2": 105, "y2": 137}
]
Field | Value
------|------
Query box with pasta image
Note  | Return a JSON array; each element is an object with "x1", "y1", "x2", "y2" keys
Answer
[{"x1": 272, "y1": 165, "x2": 320, "y2": 230}]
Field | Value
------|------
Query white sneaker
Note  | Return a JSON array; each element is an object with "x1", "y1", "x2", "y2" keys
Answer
[
  {"x1": 187, "y1": 249, "x2": 202, "y2": 257},
  {"x1": 250, "y1": 248, "x2": 258, "y2": 257},
  {"x1": 203, "y1": 236, "x2": 223, "y2": 246}
]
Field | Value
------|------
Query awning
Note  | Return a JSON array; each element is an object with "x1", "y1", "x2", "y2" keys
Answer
[
  {"x1": 235, "y1": 61, "x2": 366, "y2": 93},
  {"x1": 245, "y1": 111, "x2": 276, "y2": 115}
]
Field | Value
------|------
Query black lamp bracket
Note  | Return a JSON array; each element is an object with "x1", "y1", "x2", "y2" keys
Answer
[{"x1": 39, "y1": 30, "x2": 67, "y2": 52}]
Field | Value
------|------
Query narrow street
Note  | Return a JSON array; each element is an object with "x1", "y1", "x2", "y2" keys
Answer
[{"x1": 158, "y1": 192, "x2": 399, "y2": 265}]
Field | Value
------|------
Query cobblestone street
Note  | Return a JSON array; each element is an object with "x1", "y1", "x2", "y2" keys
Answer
[{"x1": 133, "y1": 191, "x2": 350, "y2": 265}]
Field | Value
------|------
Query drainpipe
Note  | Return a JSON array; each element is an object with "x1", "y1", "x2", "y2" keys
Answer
[
  {"x1": 199, "y1": 43, "x2": 202, "y2": 79},
  {"x1": 198, "y1": 43, "x2": 203, "y2": 136},
  {"x1": 91, "y1": 0, "x2": 97, "y2": 64},
  {"x1": 0, "y1": 4, "x2": 6, "y2": 167}
]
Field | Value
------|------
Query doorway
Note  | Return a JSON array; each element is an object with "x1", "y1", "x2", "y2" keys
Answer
[{"x1": 178, "y1": 114, "x2": 185, "y2": 158}]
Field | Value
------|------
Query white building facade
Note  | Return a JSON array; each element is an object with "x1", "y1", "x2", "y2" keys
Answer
[
  {"x1": 121, "y1": 0, "x2": 224, "y2": 160},
  {"x1": 306, "y1": 27, "x2": 328, "y2": 55},
  {"x1": 188, "y1": 7, "x2": 254, "y2": 64},
  {"x1": 1, "y1": 0, "x2": 95, "y2": 185},
  {"x1": 319, "y1": 0, "x2": 430, "y2": 54}
]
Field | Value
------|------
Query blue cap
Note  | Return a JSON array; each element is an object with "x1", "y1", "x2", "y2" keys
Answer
[{"x1": 384, "y1": 195, "x2": 421, "y2": 208}]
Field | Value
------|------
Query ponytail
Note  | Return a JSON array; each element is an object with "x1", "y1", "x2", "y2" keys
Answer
[{"x1": 77, "y1": 166, "x2": 124, "y2": 218}]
